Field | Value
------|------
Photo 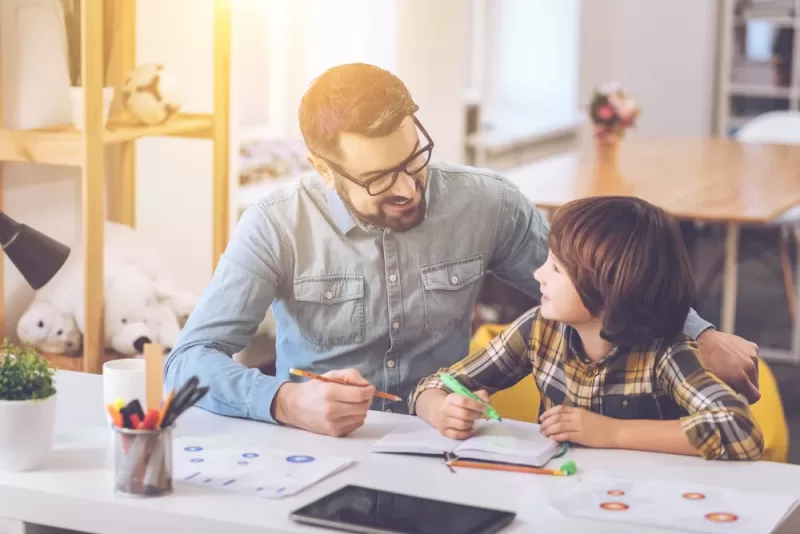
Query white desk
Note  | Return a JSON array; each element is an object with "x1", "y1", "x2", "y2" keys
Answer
[{"x1": 1, "y1": 370, "x2": 799, "y2": 534}]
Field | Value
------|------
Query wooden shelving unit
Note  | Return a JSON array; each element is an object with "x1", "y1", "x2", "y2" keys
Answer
[
  {"x1": 715, "y1": 0, "x2": 800, "y2": 136},
  {"x1": 0, "y1": 0, "x2": 231, "y2": 374}
]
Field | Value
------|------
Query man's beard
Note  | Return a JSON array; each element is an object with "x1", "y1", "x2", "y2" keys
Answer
[{"x1": 337, "y1": 178, "x2": 427, "y2": 232}]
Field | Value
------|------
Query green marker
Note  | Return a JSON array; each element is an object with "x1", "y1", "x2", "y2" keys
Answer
[{"x1": 439, "y1": 372, "x2": 502, "y2": 421}]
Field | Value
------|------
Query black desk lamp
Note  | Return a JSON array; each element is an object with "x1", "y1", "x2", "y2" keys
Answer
[{"x1": 0, "y1": 212, "x2": 70, "y2": 289}]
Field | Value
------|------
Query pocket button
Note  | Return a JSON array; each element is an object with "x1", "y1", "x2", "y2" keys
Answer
[
  {"x1": 450, "y1": 275, "x2": 459, "y2": 285},
  {"x1": 389, "y1": 274, "x2": 397, "y2": 282},
  {"x1": 325, "y1": 291, "x2": 333, "y2": 300},
  {"x1": 387, "y1": 360, "x2": 396, "y2": 368}
]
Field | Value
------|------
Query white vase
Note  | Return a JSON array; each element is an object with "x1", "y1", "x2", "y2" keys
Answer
[
  {"x1": 69, "y1": 86, "x2": 115, "y2": 130},
  {"x1": 0, "y1": 393, "x2": 57, "y2": 472}
]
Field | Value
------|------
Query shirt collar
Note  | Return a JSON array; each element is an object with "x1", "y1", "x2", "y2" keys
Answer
[
  {"x1": 325, "y1": 186, "x2": 359, "y2": 235},
  {"x1": 566, "y1": 326, "x2": 621, "y2": 365}
]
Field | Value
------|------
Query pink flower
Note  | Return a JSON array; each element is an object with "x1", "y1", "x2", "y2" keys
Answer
[{"x1": 596, "y1": 105, "x2": 614, "y2": 121}]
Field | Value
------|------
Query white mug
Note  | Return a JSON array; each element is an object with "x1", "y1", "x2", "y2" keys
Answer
[{"x1": 102, "y1": 359, "x2": 146, "y2": 415}]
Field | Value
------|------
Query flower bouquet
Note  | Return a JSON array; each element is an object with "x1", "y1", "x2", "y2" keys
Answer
[
  {"x1": 589, "y1": 81, "x2": 641, "y2": 143},
  {"x1": 589, "y1": 82, "x2": 641, "y2": 165}
]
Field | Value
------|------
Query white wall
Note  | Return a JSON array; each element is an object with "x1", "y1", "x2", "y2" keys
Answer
[
  {"x1": 578, "y1": 0, "x2": 719, "y2": 137},
  {"x1": 485, "y1": 0, "x2": 580, "y2": 119},
  {"x1": 0, "y1": 0, "x2": 269, "y2": 338}
]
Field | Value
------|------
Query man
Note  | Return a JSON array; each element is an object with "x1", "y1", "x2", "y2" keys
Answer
[{"x1": 164, "y1": 63, "x2": 760, "y2": 437}]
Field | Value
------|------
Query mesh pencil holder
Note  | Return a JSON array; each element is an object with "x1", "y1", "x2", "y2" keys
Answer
[{"x1": 111, "y1": 424, "x2": 174, "y2": 497}]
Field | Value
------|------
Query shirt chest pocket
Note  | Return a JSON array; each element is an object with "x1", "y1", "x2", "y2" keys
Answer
[
  {"x1": 420, "y1": 254, "x2": 484, "y2": 333},
  {"x1": 292, "y1": 275, "x2": 365, "y2": 349}
]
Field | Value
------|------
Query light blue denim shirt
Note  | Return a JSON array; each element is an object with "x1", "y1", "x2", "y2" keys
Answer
[{"x1": 164, "y1": 161, "x2": 713, "y2": 424}]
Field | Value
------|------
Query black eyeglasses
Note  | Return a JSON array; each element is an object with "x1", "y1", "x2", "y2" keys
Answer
[{"x1": 313, "y1": 117, "x2": 434, "y2": 196}]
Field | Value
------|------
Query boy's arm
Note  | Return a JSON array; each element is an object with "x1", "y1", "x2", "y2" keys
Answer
[
  {"x1": 653, "y1": 340, "x2": 764, "y2": 460},
  {"x1": 409, "y1": 307, "x2": 539, "y2": 414}
]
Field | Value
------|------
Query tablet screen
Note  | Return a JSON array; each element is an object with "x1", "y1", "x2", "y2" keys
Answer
[{"x1": 290, "y1": 484, "x2": 516, "y2": 534}]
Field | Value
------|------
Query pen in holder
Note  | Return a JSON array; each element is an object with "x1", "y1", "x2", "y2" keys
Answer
[
  {"x1": 112, "y1": 423, "x2": 174, "y2": 497},
  {"x1": 107, "y1": 374, "x2": 209, "y2": 497}
]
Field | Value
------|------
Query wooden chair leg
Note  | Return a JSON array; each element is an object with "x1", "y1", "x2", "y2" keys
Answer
[{"x1": 779, "y1": 233, "x2": 795, "y2": 320}]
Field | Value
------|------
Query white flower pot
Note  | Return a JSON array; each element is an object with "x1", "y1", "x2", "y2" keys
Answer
[
  {"x1": 69, "y1": 86, "x2": 115, "y2": 130},
  {"x1": 0, "y1": 393, "x2": 57, "y2": 472}
]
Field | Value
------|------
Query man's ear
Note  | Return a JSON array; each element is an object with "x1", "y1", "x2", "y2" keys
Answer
[{"x1": 307, "y1": 154, "x2": 336, "y2": 189}]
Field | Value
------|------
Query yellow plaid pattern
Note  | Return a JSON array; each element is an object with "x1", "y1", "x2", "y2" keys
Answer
[{"x1": 412, "y1": 306, "x2": 764, "y2": 461}]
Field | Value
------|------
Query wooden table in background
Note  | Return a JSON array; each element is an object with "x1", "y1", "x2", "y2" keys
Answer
[{"x1": 505, "y1": 136, "x2": 800, "y2": 364}]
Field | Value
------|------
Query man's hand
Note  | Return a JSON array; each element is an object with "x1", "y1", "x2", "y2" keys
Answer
[
  {"x1": 415, "y1": 388, "x2": 489, "y2": 440},
  {"x1": 272, "y1": 369, "x2": 375, "y2": 437},
  {"x1": 696, "y1": 329, "x2": 760, "y2": 404},
  {"x1": 539, "y1": 405, "x2": 618, "y2": 448}
]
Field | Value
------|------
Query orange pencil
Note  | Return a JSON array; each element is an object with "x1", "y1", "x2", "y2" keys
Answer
[
  {"x1": 289, "y1": 368, "x2": 402, "y2": 402},
  {"x1": 447, "y1": 459, "x2": 577, "y2": 477}
]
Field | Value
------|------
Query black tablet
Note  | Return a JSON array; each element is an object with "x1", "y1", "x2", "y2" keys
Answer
[{"x1": 289, "y1": 484, "x2": 516, "y2": 534}]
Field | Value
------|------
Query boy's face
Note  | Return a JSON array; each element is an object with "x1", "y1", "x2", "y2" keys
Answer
[{"x1": 534, "y1": 251, "x2": 594, "y2": 325}]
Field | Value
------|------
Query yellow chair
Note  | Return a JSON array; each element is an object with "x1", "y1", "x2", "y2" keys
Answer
[{"x1": 470, "y1": 323, "x2": 790, "y2": 463}]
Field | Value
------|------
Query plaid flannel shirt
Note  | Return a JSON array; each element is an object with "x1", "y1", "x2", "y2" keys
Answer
[{"x1": 411, "y1": 307, "x2": 764, "y2": 461}]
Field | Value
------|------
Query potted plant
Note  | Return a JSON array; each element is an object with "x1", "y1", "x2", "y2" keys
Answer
[
  {"x1": 58, "y1": 0, "x2": 119, "y2": 130},
  {"x1": 0, "y1": 340, "x2": 57, "y2": 472}
]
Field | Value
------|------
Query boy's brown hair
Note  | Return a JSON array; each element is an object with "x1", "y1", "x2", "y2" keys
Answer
[
  {"x1": 548, "y1": 196, "x2": 695, "y2": 347},
  {"x1": 298, "y1": 63, "x2": 419, "y2": 159}
]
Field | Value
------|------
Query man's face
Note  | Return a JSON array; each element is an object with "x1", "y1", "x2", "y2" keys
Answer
[{"x1": 314, "y1": 116, "x2": 431, "y2": 232}]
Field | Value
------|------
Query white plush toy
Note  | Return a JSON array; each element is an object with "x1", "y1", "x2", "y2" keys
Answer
[
  {"x1": 17, "y1": 221, "x2": 197, "y2": 356},
  {"x1": 16, "y1": 301, "x2": 81, "y2": 355}
]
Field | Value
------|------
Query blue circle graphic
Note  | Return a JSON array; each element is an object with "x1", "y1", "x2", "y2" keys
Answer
[
  {"x1": 242, "y1": 452, "x2": 259, "y2": 459},
  {"x1": 286, "y1": 455, "x2": 315, "y2": 463},
  {"x1": 238, "y1": 460, "x2": 249, "y2": 465},
  {"x1": 184, "y1": 446, "x2": 203, "y2": 452},
  {"x1": 190, "y1": 458, "x2": 204, "y2": 463}
]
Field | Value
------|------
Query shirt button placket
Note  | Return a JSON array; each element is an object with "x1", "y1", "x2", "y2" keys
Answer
[{"x1": 382, "y1": 229, "x2": 402, "y2": 412}]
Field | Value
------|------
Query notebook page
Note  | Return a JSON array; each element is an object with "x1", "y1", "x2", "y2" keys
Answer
[
  {"x1": 370, "y1": 419, "x2": 462, "y2": 455},
  {"x1": 453, "y1": 419, "x2": 560, "y2": 464}
]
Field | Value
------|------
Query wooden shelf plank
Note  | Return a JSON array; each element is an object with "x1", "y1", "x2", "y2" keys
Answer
[
  {"x1": 41, "y1": 350, "x2": 126, "y2": 373},
  {"x1": 104, "y1": 112, "x2": 213, "y2": 143},
  {"x1": 0, "y1": 113, "x2": 213, "y2": 166}
]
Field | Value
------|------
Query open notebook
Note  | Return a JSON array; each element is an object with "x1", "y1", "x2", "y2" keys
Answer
[{"x1": 370, "y1": 417, "x2": 566, "y2": 467}]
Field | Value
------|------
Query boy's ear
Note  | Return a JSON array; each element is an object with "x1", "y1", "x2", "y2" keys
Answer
[{"x1": 307, "y1": 154, "x2": 336, "y2": 189}]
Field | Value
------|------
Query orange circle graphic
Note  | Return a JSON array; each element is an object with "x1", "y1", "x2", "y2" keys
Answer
[
  {"x1": 705, "y1": 512, "x2": 738, "y2": 523},
  {"x1": 682, "y1": 492, "x2": 706, "y2": 500},
  {"x1": 607, "y1": 489, "x2": 625, "y2": 496},
  {"x1": 599, "y1": 502, "x2": 629, "y2": 511}
]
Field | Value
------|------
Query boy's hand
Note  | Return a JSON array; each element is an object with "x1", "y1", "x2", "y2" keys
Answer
[
  {"x1": 539, "y1": 405, "x2": 618, "y2": 448},
  {"x1": 416, "y1": 388, "x2": 490, "y2": 440}
]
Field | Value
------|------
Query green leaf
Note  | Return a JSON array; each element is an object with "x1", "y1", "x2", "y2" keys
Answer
[{"x1": 0, "y1": 338, "x2": 56, "y2": 401}]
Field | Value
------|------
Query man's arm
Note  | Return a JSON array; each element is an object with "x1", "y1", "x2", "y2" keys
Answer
[{"x1": 163, "y1": 202, "x2": 287, "y2": 424}]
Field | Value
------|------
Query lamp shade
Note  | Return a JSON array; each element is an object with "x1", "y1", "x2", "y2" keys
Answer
[{"x1": 0, "y1": 212, "x2": 70, "y2": 290}]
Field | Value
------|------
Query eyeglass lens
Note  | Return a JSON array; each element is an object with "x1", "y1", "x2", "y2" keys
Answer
[{"x1": 367, "y1": 146, "x2": 433, "y2": 195}]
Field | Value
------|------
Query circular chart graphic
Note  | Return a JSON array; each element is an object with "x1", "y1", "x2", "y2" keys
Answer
[
  {"x1": 682, "y1": 492, "x2": 706, "y2": 500},
  {"x1": 705, "y1": 512, "x2": 738, "y2": 523},
  {"x1": 190, "y1": 458, "x2": 204, "y2": 463},
  {"x1": 238, "y1": 460, "x2": 249, "y2": 465},
  {"x1": 286, "y1": 455, "x2": 315, "y2": 463},
  {"x1": 607, "y1": 490, "x2": 625, "y2": 496},
  {"x1": 184, "y1": 446, "x2": 203, "y2": 452},
  {"x1": 242, "y1": 452, "x2": 259, "y2": 459},
  {"x1": 599, "y1": 502, "x2": 630, "y2": 512}
]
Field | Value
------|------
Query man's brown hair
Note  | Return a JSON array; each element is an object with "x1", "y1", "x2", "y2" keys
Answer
[
  {"x1": 548, "y1": 196, "x2": 695, "y2": 347},
  {"x1": 298, "y1": 63, "x2": 419, "y2": 159}
]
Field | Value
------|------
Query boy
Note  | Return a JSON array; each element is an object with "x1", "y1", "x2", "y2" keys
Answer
[{"x1": 411, "y1": 196, "x2": 764, "y2": 461}]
